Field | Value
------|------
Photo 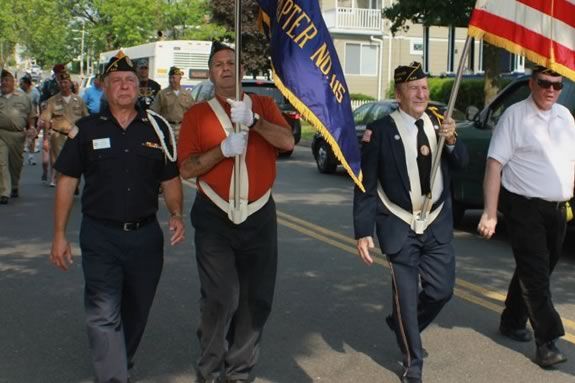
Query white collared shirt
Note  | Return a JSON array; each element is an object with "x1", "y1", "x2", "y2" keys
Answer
[
  {"x1": 397, "y1": 108, "x2": 444, "y2": 204},
  {"x1": 488, "y1": 95, "x2": 575, "y2": 201}
]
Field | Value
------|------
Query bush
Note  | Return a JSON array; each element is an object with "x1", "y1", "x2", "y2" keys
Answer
[{"x1": 386, "y1": 76, "x2": 518, "y2": 111}]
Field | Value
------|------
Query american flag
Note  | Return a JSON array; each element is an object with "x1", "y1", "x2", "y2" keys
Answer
[{"x1": 468, "y1": 0, "x2": 575, "y2": 81}]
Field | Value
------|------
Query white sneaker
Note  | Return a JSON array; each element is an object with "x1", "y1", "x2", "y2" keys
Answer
[{"x1": 49, "y1": 182, "x2": 56, "y2": 187}]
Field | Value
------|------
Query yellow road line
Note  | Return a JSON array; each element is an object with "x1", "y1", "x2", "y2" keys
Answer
[
  {"x1": 278, "y1": 210, "x2": 575, "y2": 334},
  {"x1": 184, "y1": 181, "x2": 575, "y2": 336}
]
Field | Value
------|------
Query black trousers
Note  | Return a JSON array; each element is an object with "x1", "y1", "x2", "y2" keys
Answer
[
  {"x1": 385, "y1": 230, "x2": 455, "y2": 380},
  {"x1": 191, "y1": 193, "x2": 278, "y2": 382},
  {"x1": 80, "y1": 216, "x2": 164, "y2": 383},
  {"x1": 499, "y1": 188, "x2": 566, "y2": 344}
]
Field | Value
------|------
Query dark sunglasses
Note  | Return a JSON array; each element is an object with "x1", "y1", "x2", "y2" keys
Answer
[
  {"x1": 536, "y1": 79, "x2": 563, "y2": 90},
  {"x1": 139, "y1": 66, "x2": 148, "y2": 70}
]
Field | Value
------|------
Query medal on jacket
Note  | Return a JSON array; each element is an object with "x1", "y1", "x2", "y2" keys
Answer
[{"x1": 420, "y1": 144, "x2": 430, "y2": 156}]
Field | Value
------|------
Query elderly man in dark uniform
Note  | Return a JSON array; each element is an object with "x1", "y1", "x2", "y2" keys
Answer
[
  {"x1": 354, "y1": 62, "x2": 468, "y2": 383},
  {"x1": 50, "y1": 51, "x2": 185, "y2": 383},
  {"x1": 136, "y1": 60, "x2": 161, "y2": 110},
  {"x1": 178, "y1": 41, "x2": 294, "y2": 383}
]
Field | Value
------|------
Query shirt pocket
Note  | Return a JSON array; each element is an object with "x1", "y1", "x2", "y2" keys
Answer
[
  {"x1": 88, "y1": 148, "x2": 119, "y2": 176},
  {"x1": 136, "y1": 145, "x2": 164, "y2": 179}
]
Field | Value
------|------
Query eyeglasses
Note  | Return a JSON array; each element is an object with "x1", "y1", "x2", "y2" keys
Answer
[
  {"x1": 536, "y1": 79, "x2": 563, "y2": 90},
  {"x1": 139, "y1": 66, "x2": 148, "y2": 70}
]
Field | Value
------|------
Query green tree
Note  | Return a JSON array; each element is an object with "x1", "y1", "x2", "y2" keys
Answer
[
  {"x1": 0, "y1": 0, "x2": 19, "y2": 67},
  {"x1": 3, "y1": 0, "x2": 226, "y2": 70},
  {"x1": 160, "y1": 0, "x2": 227, "y2": 41},
  {"x1": 383, "y1": 0, "x2": 504, "y2": 104},
  {"x1": 210, "y1": 0, "x2": 270, "y2": 78}
]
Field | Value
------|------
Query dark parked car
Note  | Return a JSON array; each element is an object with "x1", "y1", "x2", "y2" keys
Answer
[
  {"x1": 190, "y1": 79, "x2": 302, "y2": 156},
  {"x1": 311, "y1": 100, "x2": 465, "y2": 173},
  {"x1": 451, "y1": 75, "x2": 575, "y2": 224}
]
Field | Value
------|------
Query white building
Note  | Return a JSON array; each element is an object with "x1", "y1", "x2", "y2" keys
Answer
[{"x1": 321, "y1": 0, "x2": 524, "y2": 99}]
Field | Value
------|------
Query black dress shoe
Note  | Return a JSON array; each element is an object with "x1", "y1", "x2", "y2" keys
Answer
[
  {"x1": 535, "y1": 341, "x2": 567, "y2": 368},
  {"x1": 402, "y1": 376, "x2": 422, "y2": 383},
  {"x1": 10, "y1": 189, "x2": 18, "y2": 198},
  {"x1": 0, "y1": 196, "x2": 8, "y2": 205},
  {"x1": 499, "y1": 324, "x2": 532, "y2": 342}
]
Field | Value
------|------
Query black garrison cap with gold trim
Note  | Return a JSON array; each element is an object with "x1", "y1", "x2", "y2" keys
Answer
[
  {"x1": 104, "y1": 51, "x2": 136, "y2": 77},
  {"x1": 209, "y1": 40, "x2": 234, "y2": 65},
  {"x1": 533, "y1": 65, "x2": 560, "y2": 77},
  {"x1": 1, "y1": 69, "x2": 14, "y2": 78},
  {"x1": 169, "y1": 66, "x2": 184, "y2": 76},
  {"x1": 394, "y1": 61, "x2": 427, "y2": 84}
]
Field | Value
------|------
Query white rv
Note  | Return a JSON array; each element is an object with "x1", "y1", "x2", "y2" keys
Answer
[{"x1": 99, "y1": 40, "x2": 212, "y2": 89}]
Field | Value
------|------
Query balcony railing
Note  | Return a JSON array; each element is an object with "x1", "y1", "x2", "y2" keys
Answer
[{"x1": 323, "y1": 7, "x2": 382, "y2": 33}]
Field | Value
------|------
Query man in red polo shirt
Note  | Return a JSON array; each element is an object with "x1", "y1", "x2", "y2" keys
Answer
[{"x1": 178, "y1": 41, "x2": 294, "y2": 383}]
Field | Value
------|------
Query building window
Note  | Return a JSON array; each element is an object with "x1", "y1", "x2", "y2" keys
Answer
[
  {"x1": 410, "y1": 38, "x2": 424, "y2": 55},
  {"x1": 345, "y1": 43, "x2": 379, "y2": 76}
]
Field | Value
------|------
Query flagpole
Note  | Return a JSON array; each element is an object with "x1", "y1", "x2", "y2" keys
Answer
[
  {"x1": 233, "y1": 0, "x2": 241, "y2": 213},
  {"x1": 421, "y1": 35, "x2": 472, "y2": 219}
]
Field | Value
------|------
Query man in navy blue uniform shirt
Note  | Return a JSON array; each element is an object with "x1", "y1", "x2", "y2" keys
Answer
[{"x1": 50, "y1": 51, "x2": 184, "y2": 383}]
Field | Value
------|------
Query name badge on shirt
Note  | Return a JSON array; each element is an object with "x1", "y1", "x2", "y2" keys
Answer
[{"x1": 92, "y1": 138, "x2": 111, "y2": 150}]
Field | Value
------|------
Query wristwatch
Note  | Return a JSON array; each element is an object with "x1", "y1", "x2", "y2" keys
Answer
[{"x1": 249, "y1": 112, "x2": 260, "y2": 129}]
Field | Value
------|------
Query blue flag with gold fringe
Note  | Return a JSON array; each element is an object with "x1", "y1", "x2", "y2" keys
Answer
[{"x1": 257, "y1": 0, "x2": 363, "y2": 191}]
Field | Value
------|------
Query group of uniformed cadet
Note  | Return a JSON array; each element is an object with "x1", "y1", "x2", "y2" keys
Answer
[{"x1": 1, "y1": 39, "x2": 572, "y2": 383}]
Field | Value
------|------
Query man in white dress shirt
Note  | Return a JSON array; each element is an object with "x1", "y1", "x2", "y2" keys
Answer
[{"x1": 478, "y1": 65, "x2": 575, "y2": 368}]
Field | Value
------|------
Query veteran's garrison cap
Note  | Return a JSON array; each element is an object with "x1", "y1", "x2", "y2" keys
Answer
[
  {"x1": 394, "y1": 61, "x2": 427, "y2": 84},
  {"x1": 104, "y1": 51, "x2": 136, "y2": 77}
]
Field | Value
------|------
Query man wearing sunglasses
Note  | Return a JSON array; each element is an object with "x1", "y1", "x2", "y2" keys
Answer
[{"x1": 478, "y1": 66, "x2": 575, "y2": 368}]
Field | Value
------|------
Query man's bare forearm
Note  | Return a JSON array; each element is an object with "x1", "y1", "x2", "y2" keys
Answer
[
  {"x1": 483, "y1": 158, "x2": 503, "y2": 218},
  {"x1": 53, "y1": 175, "x2": 79, "y2": 236},
  {"x1": 252, "y1": 119, "x2": 294, "y2": 152},
  {"x1": 179, "y1": 145, "x2": 224, "y2": 179},
  {"x1": 161, "y1": 176, "x2": 183, "y2": 216}
]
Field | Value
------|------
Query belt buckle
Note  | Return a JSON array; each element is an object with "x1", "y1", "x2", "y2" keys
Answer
[{"x1": 123, "y1": 222, "x2": 136, "y2": 231}]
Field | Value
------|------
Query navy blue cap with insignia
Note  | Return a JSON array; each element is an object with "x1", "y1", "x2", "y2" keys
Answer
[
  {"x1": 169, "y1": 66, "x2": 184, "y2": 76},
  {"x1": 104, "y1": 51, "x2": 136, "y2": 77},
  {"x1": 209, "y1": 40, "x2": 234, "y2": 66},
  {"x1": 394, "y1": 62, "x2": 427, "y2": 84}
]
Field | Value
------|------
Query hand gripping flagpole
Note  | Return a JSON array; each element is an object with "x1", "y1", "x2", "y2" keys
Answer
[
  {"x1": 232, "y1": 0, "x2": 242, "y2": 218},
  {"x1": 420, "y1": 35, "x2": 472, "y2": 220}
]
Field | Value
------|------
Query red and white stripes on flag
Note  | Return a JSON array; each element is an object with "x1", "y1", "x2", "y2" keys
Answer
[{"x1": 468, "y1": 0, "x2": 575, "y2": 81}]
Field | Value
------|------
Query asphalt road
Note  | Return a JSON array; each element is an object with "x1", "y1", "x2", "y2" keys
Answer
[{"x1": 1, "y1": 144, "x2": 575, "y2": 383}]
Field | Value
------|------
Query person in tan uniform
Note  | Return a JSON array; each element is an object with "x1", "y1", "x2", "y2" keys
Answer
[
  {"x1": 150, "y1": 66, "x2": 194, "y2": 140},
  {"x1": 0, "y1": 69, "x2": 36, "y2": 204},
  {"x1": 41, "y1": 71, "x2": 88, "y2": 186}
]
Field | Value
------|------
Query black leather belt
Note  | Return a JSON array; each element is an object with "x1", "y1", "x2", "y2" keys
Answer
[
  {"x1": 87, "y1": 215, "x2": 156, "y2": 231},
  {"x1": 168, "y1": 121, "x2": 181, "y2": 124},
  {"x1": 50, "y1": 128, "x2": 69, "y2": 135},
  {"x1": 528, "y1": 197, "x2": 566, "y2": 210}
]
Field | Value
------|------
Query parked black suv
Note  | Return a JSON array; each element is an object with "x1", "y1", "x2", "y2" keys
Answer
[{"x1": 190, "y1": 79, "x2": 302, "y2": 156}]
